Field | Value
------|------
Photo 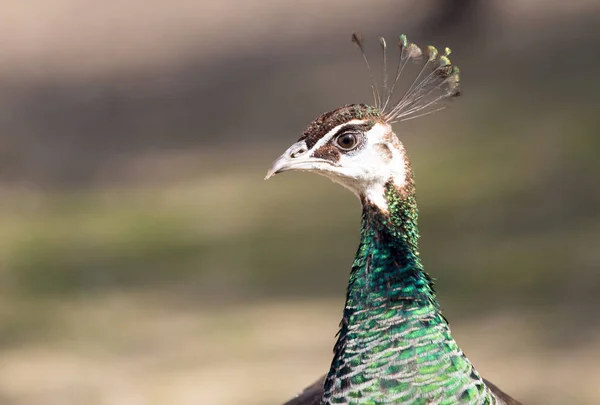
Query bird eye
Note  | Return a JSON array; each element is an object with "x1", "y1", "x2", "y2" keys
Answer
[{"x1": 336, "y1": 133, "x2": 359, "y2": 150}]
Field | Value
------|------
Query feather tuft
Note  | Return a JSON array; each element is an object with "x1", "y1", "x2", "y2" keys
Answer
[
  {"x1": 405, "y1": 43, "x2": 423, "y2": 60},
  {"x1": 380, "y1": 37, "x2": 388, "y2": 102},
  {"x1": 426, "y1": 45, "x2": 439, "y2": 62},
  {"x1": 351, "y1": 31, "x2": 381, "y2": 109},
  {"x1": 352, "y1": 32, "x2": 461, "y2": 124},
  {"x1": 398, "y1": 34, "x2": 408, "y2": 49},
  {"x1": 351, "y1": 31, "x2": 363, "y2": 47}
]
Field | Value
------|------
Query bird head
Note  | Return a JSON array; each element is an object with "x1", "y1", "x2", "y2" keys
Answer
[
  {"x1": 265, "y1": 33, "x2": 460, "y2": 211},
  {"x1": 265, "y1": 104, "x2": 408, "y2": 209}
]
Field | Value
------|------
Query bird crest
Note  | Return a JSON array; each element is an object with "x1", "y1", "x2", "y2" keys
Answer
[{"x1": 351, "y1": 32, "x2": 461, "y2": 123}]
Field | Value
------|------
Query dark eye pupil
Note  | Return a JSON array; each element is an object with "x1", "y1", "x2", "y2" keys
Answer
[{"x1": 337, "y1": 133, "x2": 357, "y2": 149}]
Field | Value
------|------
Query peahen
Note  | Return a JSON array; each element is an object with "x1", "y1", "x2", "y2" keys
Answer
[{"x1": 265, "y1": 33, "x2": 522, "y2": 405}]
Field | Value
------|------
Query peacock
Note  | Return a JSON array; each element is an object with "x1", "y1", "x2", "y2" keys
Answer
[{"x1": 265, "y1": 32, "x2": 523, "y2": 405}]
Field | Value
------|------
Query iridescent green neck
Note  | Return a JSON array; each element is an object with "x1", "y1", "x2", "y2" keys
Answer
[
  {"x1": 321, "y1": 181, "x2": 495, "y2": 405},
  {"x1": 350, "y1": 183, "x2": 435, "y2": 308}
]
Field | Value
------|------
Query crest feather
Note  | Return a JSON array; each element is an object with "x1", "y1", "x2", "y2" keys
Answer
[{"x1": 351, "y1": 32, "x2": 461, "y2": 124}]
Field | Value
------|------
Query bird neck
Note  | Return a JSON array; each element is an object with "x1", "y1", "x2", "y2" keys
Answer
[
  {"x1": 321, "y1": 178, "x2": 494, "y2": 404},
  {"x1": 353, "y1": 179, "x2": 435, "y2": 308}
]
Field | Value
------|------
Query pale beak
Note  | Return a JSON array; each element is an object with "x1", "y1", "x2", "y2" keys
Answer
[
  {"x1": 264, "y1": 153, "x2": 295, "y2": 180},
  {"x1": 264, "y1": 141, "x2": 332, "y2": 180}
]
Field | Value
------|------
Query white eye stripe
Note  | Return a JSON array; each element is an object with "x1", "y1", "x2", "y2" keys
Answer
[{"x1": 306, "y1": 119, "x2": 368, "y2": 156}]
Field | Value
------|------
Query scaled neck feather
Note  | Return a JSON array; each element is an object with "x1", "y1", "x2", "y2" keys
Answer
[{"x1": 321, "y1": 171, "x2": 495, "y2": 405}]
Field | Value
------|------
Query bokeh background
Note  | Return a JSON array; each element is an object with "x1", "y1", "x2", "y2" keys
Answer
[{"x1": 1, "y1": 1, "x2": 599, "y2": 404}]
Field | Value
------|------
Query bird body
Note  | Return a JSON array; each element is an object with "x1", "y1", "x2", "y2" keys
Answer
[{"x1": 266, "y1": 33, "x2": 521, "y2": 405}]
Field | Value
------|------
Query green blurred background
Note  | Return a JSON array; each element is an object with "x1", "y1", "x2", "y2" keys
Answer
[{"x1": 1, "y1": 1, "x2": 599, "y2": 404}]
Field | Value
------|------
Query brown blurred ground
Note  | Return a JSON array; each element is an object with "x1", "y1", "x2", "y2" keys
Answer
[{"x1": 1, "y1": 1, "x2": 599, "y2": 404}]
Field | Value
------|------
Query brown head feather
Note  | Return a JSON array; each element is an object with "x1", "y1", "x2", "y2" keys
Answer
[{"x1": 299, "y1": 104, "x2": 381, "y2": 149}]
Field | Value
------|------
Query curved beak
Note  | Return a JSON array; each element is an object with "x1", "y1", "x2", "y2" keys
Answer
[
  {"x1": 264, "y1": 141, "x2": 332, "y2": 180},
  {"x1": 264, "y1": 154, "x2": 295, "y2": 180}
]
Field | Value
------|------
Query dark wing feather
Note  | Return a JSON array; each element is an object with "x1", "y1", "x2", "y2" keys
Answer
[
  {"x1": 281, "y1": 376, "x2": 326, "y2": 405},
  {"x1": 281, "y1": 375, "x2": 522, "y2": 405},
  {"x1": 483, "y1": 378, "x2": 523, "y2": 405}
]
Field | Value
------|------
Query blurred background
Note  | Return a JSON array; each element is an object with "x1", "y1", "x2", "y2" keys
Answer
[{"x1": 1, "y1": 0, "x2": 599, "y2": 404}]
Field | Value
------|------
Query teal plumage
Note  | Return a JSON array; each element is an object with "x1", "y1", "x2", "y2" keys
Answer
[
  {"x1": 322, "y1": 182, "x2": 495, "y2": 404},
  {"x1": 267, "y1": 32, "x2": 521, "y2": 405}
]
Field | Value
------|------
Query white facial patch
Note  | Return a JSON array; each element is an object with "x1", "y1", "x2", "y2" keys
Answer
[{"x1": 306, "y1": 121, "x2": 407, "y2": 211}]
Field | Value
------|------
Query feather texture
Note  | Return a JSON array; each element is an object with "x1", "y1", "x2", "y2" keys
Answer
[
  {"x1": 320, "y1": 182, "x2": 498, "y2": 404},
  {"x1": 283, "y1": 376, "x2": 522, "y2": 405}
]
